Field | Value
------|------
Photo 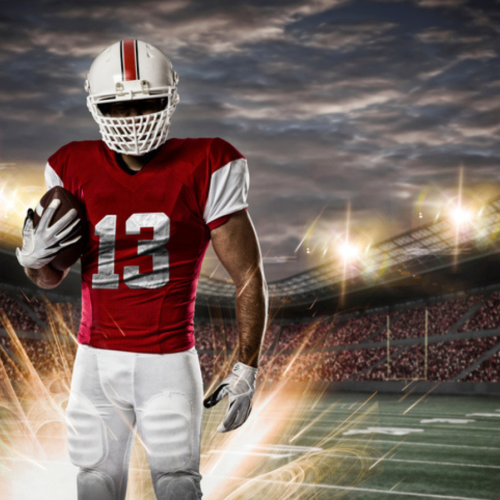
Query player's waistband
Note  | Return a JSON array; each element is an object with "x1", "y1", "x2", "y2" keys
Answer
[{"x1": 77, "y1": 342, "x2": 197, "y2": 358}]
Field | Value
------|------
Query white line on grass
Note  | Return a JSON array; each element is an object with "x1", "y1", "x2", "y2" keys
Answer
[
  {"x1": 302, "y1": 435, "x2": 500, "y2": 451},
  {"x1": 286, "y1": 421, "x2": 500, "y2": 433},
  {"x1": 321, "y1": 452, "x2": 500, "y2": 470},
  {"x1": 466, "y1": 413, "x2": 500, "y2": 418},
  {"x1": 244, "y1": 414, "x2": 500, "y2": 431},
  {"x1": 206, "y1": 474, "x2": 489, "y2": 500},
  {"x1": 202, "y1": 450, "x2": 500, "y2": 470}
]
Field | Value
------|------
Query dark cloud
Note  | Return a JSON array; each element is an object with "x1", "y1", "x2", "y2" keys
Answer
[{"x1": 1, "y1": 0, "x2": 500, "y2": 281}]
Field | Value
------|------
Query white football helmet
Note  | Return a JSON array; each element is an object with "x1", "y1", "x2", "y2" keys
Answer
[{"x1": 85, "y1": 40, "x2": 180, "y2": 156}]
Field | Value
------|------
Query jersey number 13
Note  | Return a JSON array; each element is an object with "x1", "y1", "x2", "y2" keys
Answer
[{"x1": 92, "y1": 213, "x2": 170, "y2": 290}]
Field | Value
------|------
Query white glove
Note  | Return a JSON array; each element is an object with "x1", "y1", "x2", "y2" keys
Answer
[
  {"x1": 203, "y1": 362, "x2": 258, "y2": 433},
  {"x1": 16, "y1": 199, "x2": 82, "y2": 270}
]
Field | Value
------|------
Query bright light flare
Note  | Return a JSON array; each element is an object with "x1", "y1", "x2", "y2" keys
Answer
[
  {"x1": 338, "y1": 242, "x2": 360, "y2": 261},
  {"x1": 0, "y1": 166, "x2": 46, "y2": 242},
  {"x1": 0, "y1": 301, "x2": 384, "y2": 500},
  {"x1": 450, "y1": 207, "x2": 473, "y2": 226}
]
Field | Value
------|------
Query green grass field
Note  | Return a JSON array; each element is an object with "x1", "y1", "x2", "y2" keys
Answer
[
  {"x1": 202, "y1": 390, "x2": 500, "y2": 499},
  {"x1": 2, "y1": 388, "x2": 499, "y2": 499}
]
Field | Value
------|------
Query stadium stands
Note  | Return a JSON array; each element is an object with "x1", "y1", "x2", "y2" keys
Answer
[
  {"x1": 361, "y1": 337, "x2": 499, "y2": 381},
  {"x1": 323, "y1": 312, "x2": 389, "y2": 346},
  {"x1": 19, "y1": 293, "x2": 49, "y2": 323},
  {"x1": 370, "y1": 295, "x2": 482, "y2": 341},
  {"x1": 2, "y1": 285, "x2": 500, "y2": 388},
  {"x1": 463, "y1": 349, "x2": 500, "y2": 382},
  {"x1": 459, "y1": 291, "x2": 500, "y2": 332},
  {"x1": 0, "y1": 290, "x2": 41, "y2": 332}
]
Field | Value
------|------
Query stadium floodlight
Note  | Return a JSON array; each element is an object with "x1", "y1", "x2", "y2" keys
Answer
[
  {"x1": 338, "y1": 242, "x2": 360, "y2": 261},
  {"x1": 450, "y1": 207, "x2": 473, "y2": 226}
]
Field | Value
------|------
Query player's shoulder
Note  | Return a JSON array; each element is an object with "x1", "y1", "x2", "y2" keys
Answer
[
  {"x1": 168, "y1": 137, "x2": 245, "y2": 170},
  {"x1": 208, "y1": 137, "x2": 246, "y2": 163},
  {"x1": 48, "y1": 140, "x2": 103, "y2": 167}
]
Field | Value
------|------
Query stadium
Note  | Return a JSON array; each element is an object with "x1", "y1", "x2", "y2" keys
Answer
[{"x1": 1, "y1": 192, "x2": 500, "y2": 499}]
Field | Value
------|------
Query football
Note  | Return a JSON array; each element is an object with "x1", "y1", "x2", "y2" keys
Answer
[{"x1": 33, "y1": 186, "x2": 87, "y2": 271}]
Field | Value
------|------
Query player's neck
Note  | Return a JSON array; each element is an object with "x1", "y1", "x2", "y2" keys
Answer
[{"x1": 119, "y1": 150, "x2": 158, "y2": 172}]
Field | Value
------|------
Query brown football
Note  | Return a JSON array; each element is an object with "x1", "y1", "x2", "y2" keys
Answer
[{"x1": 33, "y1": 186, "x2": 87, "y2": 271}]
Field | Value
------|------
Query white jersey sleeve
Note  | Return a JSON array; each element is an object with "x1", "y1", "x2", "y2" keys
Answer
[
  {"x1": 203, "y1": 138, "x2": 249, "y2": 229},
  {"x1": 44, "y1": 162, "x2": 64, "y2": 190}
]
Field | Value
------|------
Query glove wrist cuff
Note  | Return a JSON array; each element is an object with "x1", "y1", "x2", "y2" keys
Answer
[{"x1": 234, "y1": 361, "x2": 258, "y2": 374}]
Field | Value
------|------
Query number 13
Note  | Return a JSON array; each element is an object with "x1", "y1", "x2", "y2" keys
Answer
[{"x1": 92, "y1": 213, "x2": 170, "y2": 290}]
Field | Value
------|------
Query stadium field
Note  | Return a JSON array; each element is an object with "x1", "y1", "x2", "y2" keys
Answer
[
  {"x1": 201, "y1": 390, "x2": 500, "y2": 499},
  {"x1": 2, "y1": 388, "x2": 499, "y2": 499}
]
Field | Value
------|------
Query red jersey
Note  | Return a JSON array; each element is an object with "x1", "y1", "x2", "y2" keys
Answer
[{"x1": 44, "y1": 138, "x2": 249, "y2": 353}]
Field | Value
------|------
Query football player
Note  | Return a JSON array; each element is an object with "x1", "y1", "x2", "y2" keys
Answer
[{"x1": 17, "y1": 39, "x2": 268, "y2": 500}]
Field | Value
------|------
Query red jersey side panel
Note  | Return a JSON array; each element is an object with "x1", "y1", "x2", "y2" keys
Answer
[{"x1": 45, "y1": 138, "x2": 249, "y2": 353}]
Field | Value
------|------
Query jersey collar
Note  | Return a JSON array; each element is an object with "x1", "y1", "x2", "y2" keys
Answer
[{"x1": 100, "y1": 140, "x2": 172, "y2": 192}]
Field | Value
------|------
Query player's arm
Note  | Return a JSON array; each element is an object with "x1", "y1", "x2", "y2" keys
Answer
[
  {"x1": 203, "y1": 209, "x2": 268, "y2": 433},
  {"x1": 210, "y1": 209, "x2": 268, "y2": 368}
]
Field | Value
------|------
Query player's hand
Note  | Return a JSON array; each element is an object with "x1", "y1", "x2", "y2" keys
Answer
[
  {"x1": 16, "y1": 199, "x2": 82, "y2": 270},
  {"x1": 203, "y1": 362, "x2": 258, "y2": 433}
]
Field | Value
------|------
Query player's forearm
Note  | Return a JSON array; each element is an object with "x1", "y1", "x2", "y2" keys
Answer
[
  {"x1": 235, "y1": 268, "x2": 268, "y2": 369},
  {"x1": 24, "y1": 264, "x2": 65, "y2": 289}
]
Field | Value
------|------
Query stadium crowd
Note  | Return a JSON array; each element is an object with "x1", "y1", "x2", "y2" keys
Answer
[
  {"x1": 463, "y1": 349, "x2": 500, "y2": 382},
  {"x1": 370, "y1": 295, "x2": 482, "y2": 342},
  {"x1": 1, "y1": 288, "x2": 500, "y2": 385},
  {"x1": 19, "y1": 293, "x2": 49, "y2": 323},
  {"x1": 323, "y1": 313, "x2": 389, "y2": 347},
  {"x1": 276, "y1": 320, "x2": 332, "y2": 350},
  {"x1": 0, "y1": 290, "x2": 41, "y2": 332},
  {"x1": 257, "y1": 347, "x2": 401, "y2": 382},
  {"x1": 459, "y1": 291, "x2": 500, "y2": 332},
  {"x1": 361, "y1": 336, "x2": 498, "y2": 381}
]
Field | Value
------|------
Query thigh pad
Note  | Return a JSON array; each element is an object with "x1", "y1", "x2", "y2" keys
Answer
[
  {"x1": 140, "y1": 391, "x2": 193, "y2": 472},
  {"x1": 66, "y1": 391, "x2": 108, "y2": 468}
]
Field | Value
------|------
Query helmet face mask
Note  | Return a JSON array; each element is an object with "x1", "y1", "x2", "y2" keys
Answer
[{"x1": 85, "y1": 40, "x2": 180, "y2": 156}]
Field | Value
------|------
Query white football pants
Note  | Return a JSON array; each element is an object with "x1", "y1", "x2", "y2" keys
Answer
[{"x1": 65, "y1": 343, "x2": 204, "y2": 500}]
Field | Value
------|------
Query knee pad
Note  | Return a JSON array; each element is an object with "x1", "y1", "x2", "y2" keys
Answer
[
  {"x1": 77, "y1": 469, "x2": 116, "y2": 500},
  {"x1": 66, "y1": 391, "x2": 108, "y2": 468},
  {"x1": 140, "y1": 392, "x2": 193, "y2": 472},
  {"x1": 156, "y1": 473, "x2": 201, "y2": 500}
]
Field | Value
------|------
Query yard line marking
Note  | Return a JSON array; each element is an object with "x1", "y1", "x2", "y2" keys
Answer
[
  {"x1": 321, "y1": 452, "x2": 500, "y2": 470},
  {"x1": 207, "y1": 450, "x2": 295, "y2": 459},
  {"x1": 253, "y1": 444, "x2": 323, "y2": 453},
  {"x1": 196, "y1": 405, "x2": 500, "y2": 420},
  {"x1": 403, "y1": 382, "x2": 448, "y2": 415},
  {"x1": 369, "y1": 436, "x2": 409, "y2": 470},
  {"x1": 205, "y1": 449, "x2": 500, "y2": 471},
  {"x1": 342, "y1": 427, "x2": 423, "y2": 436},
  {"x1": 219, "y1": 413, "x2": 500, "y2": 431},
  {"x1": 301, "y1": 435, "x2": 500, "y2": 451},
  {"x1": 421, "y1": 419, "x2": 475, "y2": 424},
  {"x1": 289, "y1": 421, "x2": 500, "y2": 433},
  {"x1": 206, "y1": 474, "x2": 489, "y2": 499},
  {"x1": 466, "y1": 413, "x2": 500, "y2": 418},
  {"x1": 290, "y1": 391, "x2": 377, "y2": 443},
  {"x1": 206, "y1": 440, "x2": 322, "y2": 459}
]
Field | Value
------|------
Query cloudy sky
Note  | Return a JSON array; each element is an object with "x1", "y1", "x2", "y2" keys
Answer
[{"x1": 1, "y1": 0, "x2": 500, "y2": 281}]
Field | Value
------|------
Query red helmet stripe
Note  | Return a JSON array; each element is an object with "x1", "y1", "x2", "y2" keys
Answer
[{"x1": 122, "y1": 40, "x2": 138, "y2": 81}]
